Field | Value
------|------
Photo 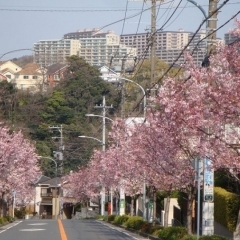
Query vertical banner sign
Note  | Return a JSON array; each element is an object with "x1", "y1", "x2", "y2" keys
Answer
[
  {"x1": 202, "y1": 158, "x2": 214, "y2": 236},
  {"x1": 203, "y1": 158, "x2": 214, "y2": 201},
  {"x1": 119, "y1": 187, "x2": 125, "y2": 216}
]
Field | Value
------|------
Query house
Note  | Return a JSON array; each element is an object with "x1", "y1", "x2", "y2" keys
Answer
[
  {"x1": 46, "y1": 63, "x2": 68, "y2": 88},
  {"x1": 98, "y1": 66, "x2": 120, "y2": 84},
  {"x1": 0, "y1": 61, "x2": 22, "y2": 82},
  {"x1": 34, "y1": 175, "x2": 61, "y2": 219},
  {"x1": 13, "y1": 62, "x2": 46, "y2": 92},
  {"x1": 33, "y1": 175, "x2": 76, "y2": 219}
]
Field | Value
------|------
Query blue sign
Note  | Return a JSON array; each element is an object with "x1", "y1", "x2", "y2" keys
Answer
[{"x1": 203, "y1": 158, "x2": 214, "y2": 202}]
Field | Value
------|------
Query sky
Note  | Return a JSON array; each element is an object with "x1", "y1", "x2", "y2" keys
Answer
[{"x1": 0, "y1": 0, "x2": 239, "y2": 60}]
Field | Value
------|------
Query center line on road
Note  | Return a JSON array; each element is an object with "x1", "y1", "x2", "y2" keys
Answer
[{"x1": 58, "y1": 219, "x2": 68, "y2": 240}]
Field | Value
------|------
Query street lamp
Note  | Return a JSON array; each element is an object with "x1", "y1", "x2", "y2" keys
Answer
[
  {"x1": 119, "y1": 77, "x2": 146, "y2": 119},
  {"x1": 40, "y1": 156, "x2": 58, "y2": 220},
  {"x1": 86, "y1": 114, "x2": 114, "y2": 123},
  {"x1": 78, "y1": 135, "x2": 106, "y2": 216},
  {"x1": 78, "y1": 136, "x2": 103, "y2": 145},
  {"x1": 85, "y1": 114, "x2": 115, "y2": 215}
]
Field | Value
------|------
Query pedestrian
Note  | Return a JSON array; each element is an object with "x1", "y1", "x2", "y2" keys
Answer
[{"x1": 42, "y1": 210, "x2": 47, "y2": 219}]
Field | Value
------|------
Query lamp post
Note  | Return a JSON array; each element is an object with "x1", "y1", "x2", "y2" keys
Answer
[
  {"x1": 119, "y1": 77, "x2": 146, "y2": 119},
  {"x1": 78, "y1": 135, "x2": 106, "y2": 215},
  {"x1": 40, "y1": 156, "x2": 58, "y2": 220},
  {"x1": 85, "y1": 114, "x2": 114, "y2": 215},
  {"x1": 186, "y1": 1, "x2": 213, "y2": 238},
  {"x1": 118, "y1": 77, "x2": 147, "y2": 219}
]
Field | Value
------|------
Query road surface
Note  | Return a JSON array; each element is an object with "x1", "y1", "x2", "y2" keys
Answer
[{"x1": 0, "y1": 218, "x2": 149, "y2": 240}]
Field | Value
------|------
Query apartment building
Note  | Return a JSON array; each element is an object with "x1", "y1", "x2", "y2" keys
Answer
[
  {"x1": 64, "y1": 28, "x2": 137, "y2": 67},
  {"x1": 33, "y1": 39, "x2": 80, "y2": 67},
  {"x1": 224, "y1": 32, "x2": 239, "y2": 45},
  {"x1": 121, "y1": 29, "x2": 207, "y2": 66}
]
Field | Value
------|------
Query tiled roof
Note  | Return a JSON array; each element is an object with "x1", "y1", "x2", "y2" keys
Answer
[
  {"x1": 38, "y1": 177, "x2": 61, "y2": 187},
  {"x1": 47, "y1": 63, "x2": 67, "y2": 75},
  {"x1": 17, "y1": 62, "x2": 42, "y2": 75},
  {"x1": 34, "y1": 175, "x2": 51, "y2": 184}
]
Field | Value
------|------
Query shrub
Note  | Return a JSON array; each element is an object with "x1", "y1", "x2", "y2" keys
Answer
[
  {"x1": 139, "y1": 222, "x2": 152, "y2": 233},
  {"x1": 14, "y1": 207, "x2": 26, "y2": 219},
  {"x1": 182, "y1": 235, "x2": 197, "y2": 240},
  {"x1": 107, "y1": 214, "x2": 116, "y2": 222},
  {"x1": 103, "y1": 215, "x2": 108, "y2": 221},
  {"x1": 4, "y1": 215, "x2": 14, "y2": 222},
  {"x1": 199, "y1": 235, "x2": 229, "y2": 240},
  {"x1": 113, "y1": 215, "x2": 130, "y2": 225},
  {"x1": 140, "y1": 223, "x2": 163, "y2": 234},
  {"x1": 0, "y1": 217, "x2": 7, "y2": 225},
  {"x1": 214, "y1": 187, "x2": 240, "y2": 232},
  {"x1": 124, "y1": 216, "x2": 144, "y2": 230},
  {"x1": 157, "y1": 226, "x2": 187, "y2": 240}
]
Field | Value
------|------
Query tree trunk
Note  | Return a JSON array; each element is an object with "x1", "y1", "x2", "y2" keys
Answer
[
  {"x1": 131, "y1": 197, "x2": 134, "y2": 216},
  {"x1": 164, "y1": 195, "x2": 170, "y2": 227},
  {"x1": 187, "y1": 191, "x2": 194, "y2": 235}
]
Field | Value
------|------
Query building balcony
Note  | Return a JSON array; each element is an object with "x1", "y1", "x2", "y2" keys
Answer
[{"x1": 41, "y1": 192, "x2": 52, "y2": 197}]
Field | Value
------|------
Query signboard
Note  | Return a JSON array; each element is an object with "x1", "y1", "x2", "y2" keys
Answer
[{"x1": 203, "y1": 158, "x2": 214, "y2": 202}]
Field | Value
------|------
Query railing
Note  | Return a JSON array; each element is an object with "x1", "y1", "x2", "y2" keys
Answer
[{"x1": 41, "y1": 192, "x2": 53, "y2": 197}]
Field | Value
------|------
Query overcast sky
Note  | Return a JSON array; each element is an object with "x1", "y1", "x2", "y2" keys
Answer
[{"x1": 0, "y1": 0, "x2": 239, "y2": 60}]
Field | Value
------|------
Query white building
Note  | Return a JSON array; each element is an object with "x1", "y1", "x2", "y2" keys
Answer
[
  {"x1": 13, "y1": 62, "x2": 47, "y2": 92},
  {"x1": 121, "y1": 29, "x2": 207, "y2": 66},
  {"x1": 33, "y1": 39, "x2": 80, "y2": 67},
  {"x1": 64, "y1": 28, "x2": 137, "y2": 67},
  {"x1": 0, "y1": 61, "x2": 22, "y2": 82}
]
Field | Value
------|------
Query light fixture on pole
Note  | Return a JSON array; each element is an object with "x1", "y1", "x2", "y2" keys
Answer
[
  {"x1": 40, "y1": 156, "x2": 58, "y2": 220},
  {"x1": 78, "y1": 135, "x2": 106, "y2": 215},
  {"x1": 119, "y1": 77, "x2": 146, "y2": 119},
  {"x1": 85, "y1": 114, "x2": 114, "y2": 215},
  {"x1": 78, "y1": 136, "x2": 103, "y2": 144}
]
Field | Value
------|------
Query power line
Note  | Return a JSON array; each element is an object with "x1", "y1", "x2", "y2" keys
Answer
[{"x1": 126, "y1": 0, "x2": 232, "y2": 118}]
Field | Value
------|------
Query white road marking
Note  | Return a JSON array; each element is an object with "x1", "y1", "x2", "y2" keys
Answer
[
  {"x1": 0, "y1": 221, "x2": 23, "y2": 234},
  {"x1": 20, "y1": 229, "x2": 45, "y2": 231},
  {"x1": 28, "y1": 223, "x2": 47, "y2": 225}
]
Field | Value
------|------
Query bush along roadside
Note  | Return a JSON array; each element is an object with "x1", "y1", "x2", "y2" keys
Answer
[
  {"x1": 99, "y1": 215, "x2": 231, "y2": 240},
  {"x1": 0, "y1": 215, "x2": 15, "y2": 226}
]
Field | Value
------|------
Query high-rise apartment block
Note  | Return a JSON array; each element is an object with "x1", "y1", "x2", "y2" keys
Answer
[
  {"x1": 33, "y1": 28, "x2": 208, "y2": 68},
  {"x1": 64, "y1": 28, "x2": 137, "y2": 67},
  {"x1": 120, "y1": 29, "x2": 207, "y2": 66},
  {"x1": 34, "y1": 39, "x2": 80, "y2": 67},
  {"x1": 224, "y1": 33, "x2": 239, "y2": 45}
]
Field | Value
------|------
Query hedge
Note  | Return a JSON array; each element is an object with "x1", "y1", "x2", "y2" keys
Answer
[{"x1": 214, "y1": 187, "x2": 240, "y2": 232}]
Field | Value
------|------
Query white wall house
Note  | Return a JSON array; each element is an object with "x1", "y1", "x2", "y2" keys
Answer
[
  {"x1": 13, "y1": 62, "x2": 46, "y2": 92},
  {"x1": 98, "y1": 66, "x2": 120, "y2": 83},
  {"x1": 0, "y1": 61, "x2": 22, "y2": 82}
]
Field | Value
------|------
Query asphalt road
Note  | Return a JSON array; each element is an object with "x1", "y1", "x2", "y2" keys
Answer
[{"x1": 0, "y1": 218, "x2": 149, "y2": 240}]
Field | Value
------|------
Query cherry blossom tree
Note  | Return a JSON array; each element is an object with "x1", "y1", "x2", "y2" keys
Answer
[
  {"x1": 64, "y1": 20, "x2": 240, "y2": 235},
  {"x1": 0, "y1": 125, "x2": 41, "y2": 216}
]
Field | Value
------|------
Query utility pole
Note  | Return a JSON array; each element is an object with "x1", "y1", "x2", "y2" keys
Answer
[
  {"x1": 150, "y1": 0, "x2": 157, "y2": 97},
  {"x1": 49, "y1": 125, "x2": 64, "y2": 174},
  {"x1": 207, "y1": 0, "x2": 218, "y2": 55},
  {"x1": 95, "y1": 96, "x2": 113, "y2": 216},
  {"x1": 121, "y1": 56, "x2": 126, "y2": 118},
  {"x1": 201, "y1": 1, "x2": 218, "y2": 236}
]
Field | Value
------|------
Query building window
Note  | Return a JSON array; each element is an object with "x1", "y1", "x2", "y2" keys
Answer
[
  {"x1": 32, "y1": 76, "x2": 38, "y2": 79},
  {"x1": 23, "y1": 76, "x2": 29, "y2": 79},
  {"x1": 54, "y1": 75, "x2": 60, "y2": 80}
]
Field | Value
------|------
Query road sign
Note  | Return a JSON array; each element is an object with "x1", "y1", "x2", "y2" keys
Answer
[{"x1": 203, "y1": 158, "x2": 214, "y2": 202}]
